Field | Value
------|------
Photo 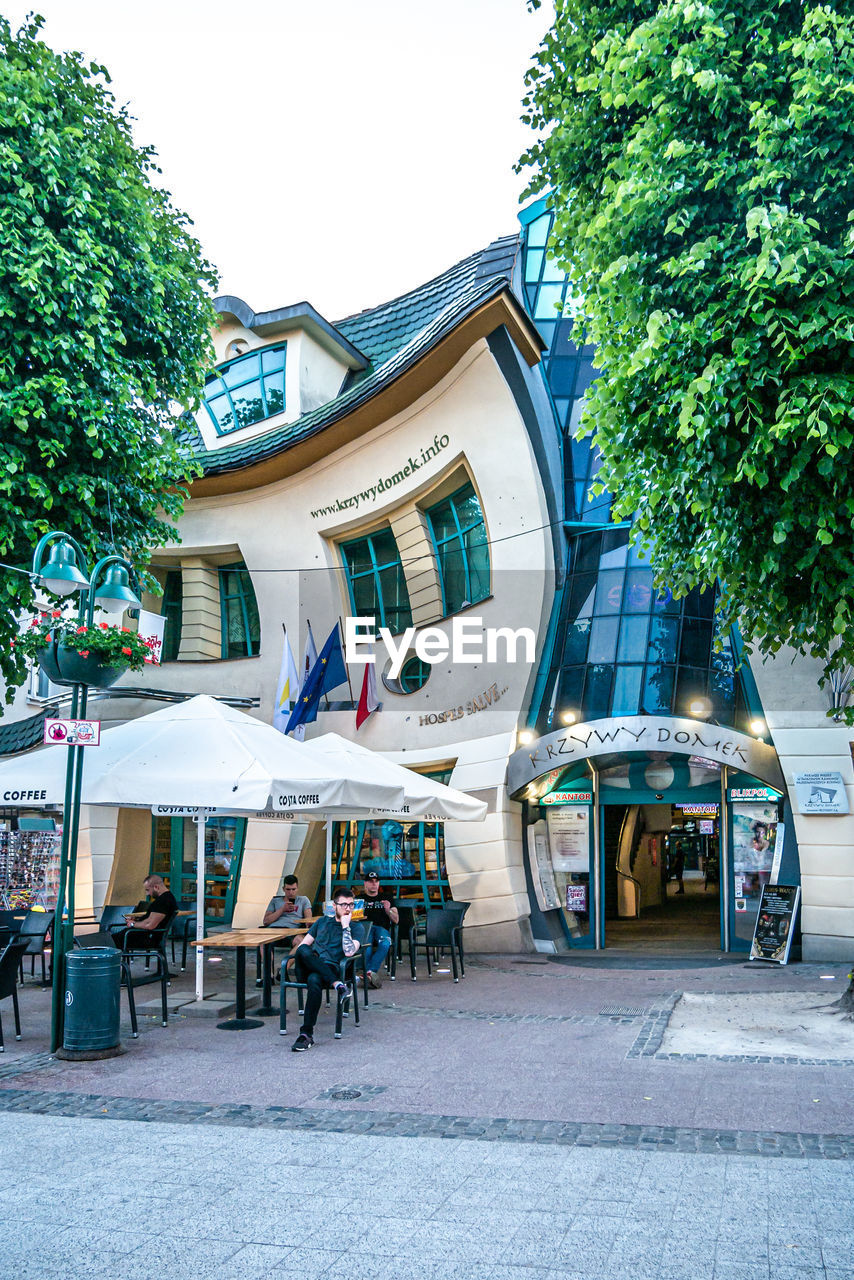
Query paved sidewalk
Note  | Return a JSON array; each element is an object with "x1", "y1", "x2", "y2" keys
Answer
[
  {"x1": 3, "y1": 950, "x2": 852, "y2": 1279},
  {"x1": 2, "y1": 1110, "x2": 852, "y2": 1280}
]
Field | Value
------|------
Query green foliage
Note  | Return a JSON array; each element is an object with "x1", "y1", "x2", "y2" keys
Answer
[
  {"x1": 0, "y1": 15, "x2": 217, "y2": 701},
  {"x1": 15, "y1": 611, "x2": 153, "y2": 671},
  {"x1": 520, "y1": 0, "x2": 854, "y2": 708}
]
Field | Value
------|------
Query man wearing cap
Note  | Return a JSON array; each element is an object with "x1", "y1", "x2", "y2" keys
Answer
[{"x1": 360, "y1": 871, "x2": 398, "y2": 987}]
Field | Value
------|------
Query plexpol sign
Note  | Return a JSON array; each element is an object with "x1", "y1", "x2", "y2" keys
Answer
[{"x1": 43, "y1": 718, "x2": 101, "y2": 746}]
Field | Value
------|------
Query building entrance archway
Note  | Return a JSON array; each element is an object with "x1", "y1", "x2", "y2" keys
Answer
[{"x1": 509, "y1": 717, "x2": 793, "y2": 954}]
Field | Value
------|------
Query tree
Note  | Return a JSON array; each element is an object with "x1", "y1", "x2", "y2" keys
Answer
[
  {"x1": 519, "y1": 0, "x2": 854, "y2": 707},
  {"x1": 0, "y1": 15, "x2": 217, "y2": 701}
]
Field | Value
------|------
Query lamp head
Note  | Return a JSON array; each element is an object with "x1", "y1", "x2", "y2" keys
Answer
[
  {"x1": 517, "y1": 729, "x2": 534, "y2": 746},
  {"x1": 93, "y1": 564, "x2": 141, "y2": 617},
  {"x1": 38, "y1": 542, "x2": 89, "y2": 597}
]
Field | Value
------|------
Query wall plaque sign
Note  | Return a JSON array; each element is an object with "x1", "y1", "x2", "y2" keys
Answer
[{"x1": 793, "y1": 771, "x2": 850, "y2": 814}]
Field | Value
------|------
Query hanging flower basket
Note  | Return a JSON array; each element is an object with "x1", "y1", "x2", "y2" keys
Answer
[
  {"x1": 14, "y1": 612, "x2": 154, "y2": 688},
  {"x1": 36, "y1": 638, "x2": 127, "y2": 689}
]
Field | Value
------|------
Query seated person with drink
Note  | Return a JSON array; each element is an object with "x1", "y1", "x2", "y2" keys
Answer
[{"x1": 290, "y1": 887, "x2": 364, "y2": 1052}]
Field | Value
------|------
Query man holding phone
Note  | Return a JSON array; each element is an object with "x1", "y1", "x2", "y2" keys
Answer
[
  {"x1": 289, "y1": 886, "x2": 365, "y2": 1052},
  {"x1": 360, "y1": 871, "x2": 399, "y2": 988}
]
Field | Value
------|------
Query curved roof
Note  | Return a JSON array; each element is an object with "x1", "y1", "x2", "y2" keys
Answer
[{"x1": 179, "y1": 235, "x2": 535, "y2": 482}]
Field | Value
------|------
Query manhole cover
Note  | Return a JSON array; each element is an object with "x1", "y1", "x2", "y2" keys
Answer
[
  {"x1": 328, "y1": 1089, "x2": 362, "y2": 1101},
  {"x1": 599, "y1": 1005, "x2": 647, "y2": 1017}
]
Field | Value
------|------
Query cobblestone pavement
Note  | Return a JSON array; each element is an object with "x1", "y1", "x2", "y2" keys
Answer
[
  {"x1": 3, "y1": 953, "x2": 853, "y2": 1278},
  {"x1": 2, "y1": 1110, "x2": 852, "y2": 1280}
]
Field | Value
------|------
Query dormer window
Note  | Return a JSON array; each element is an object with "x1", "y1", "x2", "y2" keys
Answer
[{"x1": 201, "y1": 344, "x2": 287, "y2": 436}]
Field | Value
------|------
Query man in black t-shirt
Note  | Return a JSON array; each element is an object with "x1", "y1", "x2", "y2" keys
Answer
[
  {"x1": 290, "y1": 887, "x2": 364, "y2": 1052},
  {"x1": 359, "y1": 871, "x2": 398, "y2": 988},
  {"x1": 119, "y1": 874, "x2": 177, "y2": 949}
]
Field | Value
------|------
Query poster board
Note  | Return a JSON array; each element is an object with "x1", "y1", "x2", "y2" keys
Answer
[
  {"x1": 546, "y1": 807, "x2": 590, "y2": 871},
  {"x1": 749, "y1": 884, "x2": 800, "y2": 964}
]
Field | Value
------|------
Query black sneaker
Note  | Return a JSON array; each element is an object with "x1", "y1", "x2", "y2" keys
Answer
[{"x1": 291, "y1": 1033, "x2": 313, "y2": 1052}]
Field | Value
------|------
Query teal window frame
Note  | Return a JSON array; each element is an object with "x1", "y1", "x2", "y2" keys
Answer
[
  {"x1": 341, "y1": 528, "x2": 412, "y2": 634},
  {"x1": 327, "y1": 770, "x2": 453, "y2": 907},
  {"x1": 161, "y1": 569, "x2": 183, "y2": 663},
  {"x1": 201, "y1": 343, "x2": 287, "y2": 437},
  {"x1": 149, "y1": 815, "x2": 247, "y2": 928},
  {"x1": 219, "y1": 563, "x2": 260, "y2": 659},
  {"x1": 424, "y1": 483, "x2": 489, "y2": 617}
]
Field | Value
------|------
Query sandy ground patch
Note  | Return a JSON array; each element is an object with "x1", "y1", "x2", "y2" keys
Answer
[{"x1": 661, "y1": 991, "x2": 854, "y2": 1059}]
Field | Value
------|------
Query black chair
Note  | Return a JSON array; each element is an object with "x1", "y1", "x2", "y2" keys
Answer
[
  {"x1": 17, "y1": 910, "x2": 53, "y2": 985},
  {"x1": 170, "y1": 902, "x2": 195, "y2": 971},
  {"x1": 0, "y1": 939, "x2": 30, "y2": 1051},
  {"x1": 278, "y1": 949, "x2": 361, "y2": 1040},
  {"x1": 98, "y1": 905, "x2": 136, "y2": 934},
  {"x1": 408, "y1": 902, "x2": 469, "y2": 982},
  {"x1": 387, "y1": 905, "x2": 416, "y2": 980},
  {"x1": 0, "y1": 910, "x2": 26, "y2": 937},
  {"x1": 112, "y1": 921, "x2": 174, "y2": 1036}
]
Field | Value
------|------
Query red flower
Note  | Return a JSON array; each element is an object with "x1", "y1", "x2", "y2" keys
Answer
[
  {"x1": 51, "y1": 610, "x2": 61, "y2": 618},
  {"x1": 121, "y1": 627, "x2": 130, "y2": 633},
  {"x1": 29, "y1": 619, "x2": 38, "y2": 628},
  {"x1": 99, "y1": 622, "x2": 108, "y2": 630},
  {"x1": 121, "y1": 647, "x2": 132, "y2": 656},
  {"x1": 78, "y1": 650, "x2": 90, "y2": 658},
  {"x1": 76, "y1": 625, "x2": 87, "y2": 634}
]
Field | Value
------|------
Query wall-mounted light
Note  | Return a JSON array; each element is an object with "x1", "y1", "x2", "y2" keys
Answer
[
  {"x1": 560, "y1": 710, "x2": 577, "y2": 725},
  {"x1": 687, "y1": 697, "x2": 711, "y2": 719},
  {"x1": 517, "y1": 729, "x2": 534, "y2": 746},
  {"x1": 750, "y1": 718, "x2": 766, "y2": 738}
]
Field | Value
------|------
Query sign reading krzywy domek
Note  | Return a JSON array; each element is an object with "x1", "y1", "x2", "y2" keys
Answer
[{"x1": 508, "y1": 716, "x2": 785, "y2": 795}]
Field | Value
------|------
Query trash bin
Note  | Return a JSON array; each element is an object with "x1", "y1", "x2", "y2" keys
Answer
[{"x1": 62, "y1": 947, "x2": 121, "y2": 1055}]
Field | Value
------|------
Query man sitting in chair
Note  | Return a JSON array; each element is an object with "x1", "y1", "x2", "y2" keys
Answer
[
  {"x1": 263, "y1": 875, "x2": 311, "y2": 929},
  {"x1": 290, "y1": 887, "x2": 364, "y2": 1053},
  {"x1": 120, "y1": 874, "x2": 177, "y2": 945},
  {"x1": 359, "y1": 871, "x2": 399, "y2": 988}
]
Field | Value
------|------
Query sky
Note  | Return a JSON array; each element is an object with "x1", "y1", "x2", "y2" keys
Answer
[{"x1": 5, "y1": 1, "x2": 553, "y2": 321}]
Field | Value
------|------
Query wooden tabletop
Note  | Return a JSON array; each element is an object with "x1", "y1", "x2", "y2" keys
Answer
[{"x1": 190, "y1": 927, "x2": 310, "y2": 948}]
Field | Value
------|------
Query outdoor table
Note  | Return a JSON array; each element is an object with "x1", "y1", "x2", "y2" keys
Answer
[{"x1": 190, "y1": 929, "x2": 284, "y2": 1031}]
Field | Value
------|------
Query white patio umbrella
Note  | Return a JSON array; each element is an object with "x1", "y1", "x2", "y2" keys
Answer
[{"x1": 0, "y1": 696, "x2": 406, "y2": 1000}]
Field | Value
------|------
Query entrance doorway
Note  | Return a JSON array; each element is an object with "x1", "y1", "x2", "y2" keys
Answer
[{"x1": 602, "y1": 802, "x2": 721, "y2": 952}]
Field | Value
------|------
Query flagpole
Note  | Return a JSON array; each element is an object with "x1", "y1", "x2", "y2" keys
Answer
[
  {"x1": 337, "y1": 616, "x2": 356, "y2": 705},
  {"x1": 307, "y1": 617, "x2": 330, "y2": 709}
]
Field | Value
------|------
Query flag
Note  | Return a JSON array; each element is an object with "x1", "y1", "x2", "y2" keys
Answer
[
  {"x1": 272, "y1": 627, "x2": 300, "y2": 734},
  {"x1": 137, "y1": 610, "x2": 166, "y2": 665},
  {"x1": 293, "y1": 624, "x2": 318, "y2": 741},
  {"x1": 285, "y1": 624, "x2": 348, "y2": 734},
  {"x1": 356, "y1": 647, "x2": 379, "y2": 730}
]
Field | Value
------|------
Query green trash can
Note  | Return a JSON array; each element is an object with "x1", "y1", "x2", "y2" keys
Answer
[{"x1": 63, "y1": 947, "x2": 121, "y2": 1054}]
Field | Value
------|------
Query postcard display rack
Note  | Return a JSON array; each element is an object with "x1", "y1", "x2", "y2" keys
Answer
[{"x1": 0, "y1": 829, "x2": 61, "y2": 909}]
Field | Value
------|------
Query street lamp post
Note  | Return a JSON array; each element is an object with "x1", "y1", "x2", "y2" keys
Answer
[{"x1": 30, "y1": 531, "x2": 141, "y2": 1052}]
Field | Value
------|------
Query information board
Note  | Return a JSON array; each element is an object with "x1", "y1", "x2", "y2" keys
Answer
[
  {"x1": 749, "y1": 884, "x2": 800, "y2": 964},
  {"x1": 546, "y1": 807, "x2": 590, "y2": 871}
]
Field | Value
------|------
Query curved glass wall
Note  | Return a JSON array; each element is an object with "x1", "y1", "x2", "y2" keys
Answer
[
  {"x1": 519, "y1": 200, "x2": 762, "y2": 738},
  {"x1": 200, "y1": 344, "x2": 286, "y2": 436}
]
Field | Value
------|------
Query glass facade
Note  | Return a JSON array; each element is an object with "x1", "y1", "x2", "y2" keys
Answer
[
  {"x1": 424, "y1": 482, "x2": 489, "y2": 615},
  {"x1": 219, "y1": 563, "x2": 261, "y2": 659},
  {"x1": 150, "y1": 814, "x2": 246, "y2": 926},
  {"x1": 519, "y1": 201, "x2": 761, "y2": 739},
  {"x1": 522, "y1": 204, "x2": 609, "y2": 525},
  {"x1": 201, "y1": 344, "x2": 286, "y2": 436},
  {"x1": 342, "y1": 527, "x2": 412, "y2": 634}
]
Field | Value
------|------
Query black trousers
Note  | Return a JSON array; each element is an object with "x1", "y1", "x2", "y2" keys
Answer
[{"x1": 293, "y1": 948, "x2": 340, "y2": 1035}]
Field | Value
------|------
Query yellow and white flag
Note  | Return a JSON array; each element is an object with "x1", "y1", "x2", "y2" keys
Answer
[{"x1": 273, "y1": 627, "x2": 300, "y2": 736}]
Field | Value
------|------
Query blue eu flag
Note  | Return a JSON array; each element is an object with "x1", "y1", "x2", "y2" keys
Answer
[{"x1": 285, "y1": 625, "x2": 348, "y2": 734}]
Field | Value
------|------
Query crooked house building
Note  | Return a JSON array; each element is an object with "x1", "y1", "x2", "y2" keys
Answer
[{"x1": 2, "y1": 197, "x2": 853, "y2": 962}]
